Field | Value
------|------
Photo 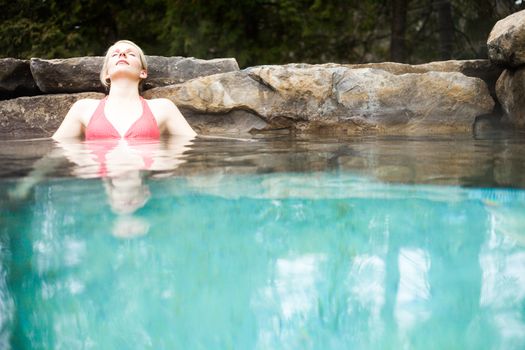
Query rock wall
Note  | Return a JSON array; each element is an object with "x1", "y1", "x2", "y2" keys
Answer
[
  {"x1": 0, "y1": 56, "x2": 499, "y2": 138},
  {"x1": 144, "y1": 64, "x2": 495, "y2": 134},
  {"x1": 4, "y1": 8, "x2": 525, "y2": 139}
]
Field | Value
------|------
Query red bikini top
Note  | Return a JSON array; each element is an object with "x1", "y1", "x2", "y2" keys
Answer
[{"x1": 85, "y1": 97, "x2": 160, "y2": 140}]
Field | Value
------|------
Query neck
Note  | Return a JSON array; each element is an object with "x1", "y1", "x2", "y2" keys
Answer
[{"x1": 107, "y1": 80, "x2": 141, "y2": 100}]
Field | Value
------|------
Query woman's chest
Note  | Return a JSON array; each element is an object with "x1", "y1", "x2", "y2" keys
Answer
[{"x1": 103, "y1": 103, "x2": 144, "y2": 136}]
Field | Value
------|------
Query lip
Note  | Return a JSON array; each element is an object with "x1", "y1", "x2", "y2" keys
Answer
[{"x1": 116, "y1": 60, "x2": 129, "y2": 65}]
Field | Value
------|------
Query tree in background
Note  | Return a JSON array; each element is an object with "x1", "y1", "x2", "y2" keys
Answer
[
  {"x1": 400, "y1": 0, "x2": 524, "y2": 63},
  {"x1": 390, "y1": 0, "x2": 408, "y2": 62},
  {"x1": 435, "y1": 0, "x2": 454, "y2": 60},
  {"x1": 0, "y1": 0, "x2": 523, "y2": 66},
  {"x1": 159, "y1": 0, "x2": 390, "y2": 66}
]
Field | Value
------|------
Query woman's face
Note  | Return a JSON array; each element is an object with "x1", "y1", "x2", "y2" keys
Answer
[{"x1": 104, "y1": 42, "x2": 147, "y2": 83}]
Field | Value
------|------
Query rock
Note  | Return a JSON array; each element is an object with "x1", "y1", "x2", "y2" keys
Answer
[
  {"x1": 30, "y1": 56, "x2": 240, "y2": 94},
  {"x1": 496, "y1": 68, "x2": 525, "y2": 128},
  {"x1": 144, "y1": 71, "x2": 271, "y2": 134},
  {"x1": 351, "y1": 59, "x2": 501, "y2": 91},
  {"x1": 280, "y1": 60, "x2": 501, "y2": 96},
  {"x1": 487, "y1": 9, "x2": 525, "y2": 68},
  {"x1": 0, "y1": 92, "x2": 104, "y2": 138},
  {"x1": 30, "y1": 57, "x2": 106, "y2": 94},
  {"x1": 0, "y1": 58, "x2": 40, "y2": 99},
  {"x1": 143, "y1": 56, "x2": 239, "y2": 90},
  {"x1": 180, "y1": 109, "x2": 268, "y2": 135},
  {"x1": 145, "y1": 65, "x2": 495, "y2": 134},
  {"x1": 145, "y1": 71, "x2": 276, "y2": 112},
  {"x1": 414, "y1": 60, "x2": 502, "y2": 97},
  {"x1": 330, "y1": 68, "x2": 493, "y2": 133}
]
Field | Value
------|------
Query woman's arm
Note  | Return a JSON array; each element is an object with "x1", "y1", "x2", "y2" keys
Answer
[
  {"x1": 152, "y1": 98, "x2": 197, "y2": 137},
  {"x1": 52, "y1": 99, "x2": 94, "y2": 140}
]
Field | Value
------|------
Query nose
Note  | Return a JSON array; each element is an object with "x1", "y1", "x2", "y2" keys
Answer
[{"x1": 119, "y1": 52, "x2": 127, "y2": 58}]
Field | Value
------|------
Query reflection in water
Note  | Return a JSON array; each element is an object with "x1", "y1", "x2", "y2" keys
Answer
[
  {"x1": 275, "y1": 255, "x2": 323, "y2": 320},
  {"x1": 346, "y1": 254, "x2": 386, "y2": 347},
  {"x1": 252, "y1": 254, "x2": 326, "y2": 349},
  {"x1": 176, "y1": 132, "x2": 525, "y2": 188},
  {"x1": 10, "y1": 137, "x2": 194, "y2": 238},
  {"x1": 480, "y1": 205, "x2": 525, "y2": 348},
  {"x1": 395, "y1": 249, "x2": 431, "y2": 342},
  {"x1": 3, "y1": 132, "x2": 525, "y2": 187},
  {"x1": 104, "y1": 171, "x2": 151, "y2": 215},
  {"x1": 0, "y1": 247, "x2": 13, "y2": 350}
]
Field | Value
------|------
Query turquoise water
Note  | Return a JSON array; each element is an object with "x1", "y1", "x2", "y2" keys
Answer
[{"x1": 1, "y1": 135, "x2": 525, "y2": 349}]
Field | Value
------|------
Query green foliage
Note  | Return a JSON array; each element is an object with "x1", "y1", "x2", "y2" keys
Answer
[
  {"x1": 0, "y1": 0, "x2": 165, "y2": 58},
  {"x1": 0, "y1": 0, "x2": 523, "y2": 66},
  {"x1": 159, "y1": 0, "x2": 392, "y2": 66}
]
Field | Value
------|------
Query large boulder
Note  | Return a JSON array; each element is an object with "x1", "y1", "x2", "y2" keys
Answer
[
  {"x1": 346, "y1": 59, "x2": 502, "y2": 96},
  {"x1": 30, "y1": 56, "x2": 240, "y2": 94},
  {"x1": 487, "y1": 10, "x2": 525, "y2": 130},
  {"x1": 30, "y1": 57, "x2": 105, "y2": 94},
  {"x1": 144, "y1": 65, "x2": 495, "y2": 134},
  {"x1": 487, "y1": 9, "x2": 525, "y2": 68},
  {"x1": 496, "y1": 67, "x2": 525, "y2": 128},
  {"x1": 143, "y1": 56, "x2": 239, "y2": 90},
  {"x1": 270, "y1": 60, "x2": 500, "y2": 95},
  {"x1": 0, "y1": 58, "x2": 40, "y2": 99},
  {"x1": 0, "y1": 92, "x2": 104, "y2": 139}
]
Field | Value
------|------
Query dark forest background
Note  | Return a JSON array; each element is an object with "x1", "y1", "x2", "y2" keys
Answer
[{"x1": 1, "y1": 0, "x2": 524, "y2": 68}]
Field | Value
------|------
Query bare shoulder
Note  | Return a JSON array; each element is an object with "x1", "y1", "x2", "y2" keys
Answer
[
  {"x1": 145, "y1": 98, "x2": 196, "y2": 136},
  {"x1": 69, "y1": 98, "x2": 101, "y2": 123},
  {"x1": 53, "y1": 98, "x2": 102, "y2": 139},
  {"x1": 146, "y1": 97, "x2": 182, "y2": 123}
]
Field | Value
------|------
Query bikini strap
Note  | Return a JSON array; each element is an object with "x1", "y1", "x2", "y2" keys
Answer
[{"x1": 86, "y1": 97, "x2": 107, "y2": 127}]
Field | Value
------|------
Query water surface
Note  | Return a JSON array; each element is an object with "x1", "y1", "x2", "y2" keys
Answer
[{"x1": 1, "y1": 133, "x2": 525, "y2": 349}]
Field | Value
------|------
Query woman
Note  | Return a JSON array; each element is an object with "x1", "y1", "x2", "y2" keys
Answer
[{"x1": 52, "y1": 40, "x2": 197, "y2": 140}]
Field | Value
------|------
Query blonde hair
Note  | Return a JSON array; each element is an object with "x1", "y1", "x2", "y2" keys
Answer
[{"x1": 99, "y1": 40, "x2": 148, "y2": 88}]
